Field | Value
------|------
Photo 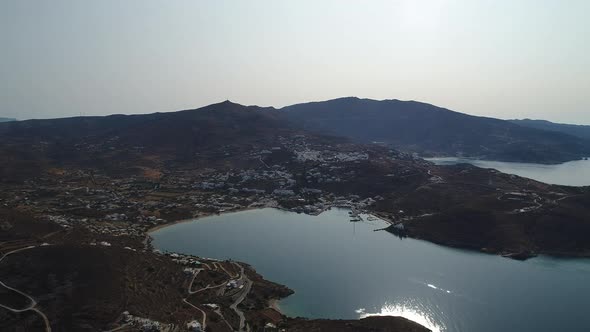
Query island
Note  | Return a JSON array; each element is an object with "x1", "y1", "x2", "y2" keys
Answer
[{"x1": 1, "y1": 101, "x2": 589, "y2": 330}]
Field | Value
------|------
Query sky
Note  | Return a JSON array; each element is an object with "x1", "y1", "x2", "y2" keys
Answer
[{"x1": 1, "y1": 0, "x2": 589, "y2": 123}]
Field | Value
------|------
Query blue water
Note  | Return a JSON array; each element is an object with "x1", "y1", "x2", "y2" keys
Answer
[
  {"x1": 151, "y1": 208, "x2": 590, "y2": 332},
  {"x1": 426, "y1": 157, "x2": 590, "y2": 186}
]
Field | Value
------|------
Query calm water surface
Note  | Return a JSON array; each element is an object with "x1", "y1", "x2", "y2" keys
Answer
[
  {"x1": 426, "y1": 157, "x2": 590, "y2": 186},
  {"x1": 151, "y1": 208, "x2": 590, "y2": 332}
]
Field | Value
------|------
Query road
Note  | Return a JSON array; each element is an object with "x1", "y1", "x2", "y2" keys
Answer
[
  {"x1": 184, "y1": 262, "x2": 240, "y2": 330},
  {"x1": 183, "y1": 260, "x2": 255, "y2": 332},
  {"x1": 187, "y1": 269, "x2": 203, "y2": 293},
  {"x1": 229, "y1": 263, "x2": 253, "y2": 332},
  {"x1": 103, "y1": 322, "x2": 132, "y2": 332},
  {"x1": 183, "y1": 299, "x2": 207, "y2": 330},
  {"x1": 215, "y1": 262, "x2": 239, "y2": 279},
  {"x1": 0, "y1": 245, "x2": 52, "y2": 332},
  {"x1": 190, "y1": 280, "x2": 227, "y2": 295}
]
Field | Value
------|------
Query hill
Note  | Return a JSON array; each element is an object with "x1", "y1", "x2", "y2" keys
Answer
[
  {"x1": 0, "y1": 101, "x2": 311, "y2": 181},
  {"x1": 2, "y1": 100, "x2": 589, "y2": 259},
  {"x1": 2, "y1": 100, "x2": 590, "y2": 331},
  {"x1": 0, "y1": 117, "x2": 16, "y2": 122},
  {"x1": 0, "y1": 100, "x2": 283, "y2": 153},
  {"x1": 282, "y1": 97, "x2": 589, "y2": 164},
  {"x1": 511, "y1": 119, "x2": 590, "y2": 141}
]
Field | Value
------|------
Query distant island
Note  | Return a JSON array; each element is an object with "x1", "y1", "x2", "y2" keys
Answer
[{"x1": 0, "y1": 117, "x2": 16, "y2": 122}]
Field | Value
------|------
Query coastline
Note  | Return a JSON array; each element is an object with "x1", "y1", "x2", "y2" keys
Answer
[
  {"x1": 146, "y1": 203, "x2": 342, "y2": 235},
  {"x1": 146, "y1": 205, "x2": 298, "y2": 317},
  {"x1": 146, "y1": 216, "x2": 201, "y2": 234},
  {"x1": 148, "y1": 205, "x2": 590, "y2": 263},
  {"x1": 423, "y1": 155, "x2": 584, "y2": 165},
  {"x1": 141, "y1": 202, "x2": 590, "y2": 332},
  {"x1": 146, "y1": 205, "x2": 272, "y2": 234},
  {"x1": 268, "y1": 298, "x2": 283, "y2": 314}
]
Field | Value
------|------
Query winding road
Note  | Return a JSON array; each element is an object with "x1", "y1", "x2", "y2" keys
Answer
[
  {"x1": 184, "y1": 260, "x2": 255, "y2": 332},
  {"x1": 229, "y1": 263, "x2": 252, "y2": 332},
  {"x1": 183, "y1": 299, "x2": 208, "y2": 330},
  {"x1": 0, "y1": 245, "x2": 52, "y2": 332},
  {"x1": 215, "y1": 262, "x2": 240, "y2": 279}
]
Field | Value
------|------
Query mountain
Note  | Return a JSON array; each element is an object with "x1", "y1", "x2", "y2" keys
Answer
[
  {"x1": 0, "y1": 100, "x2": 353, "y2": 183},
  {"x1": 510, "y1": 119, "x2": 590, "y2": 141},
  {"x1": 282, "y1": 97, "x2": 590, "y2": 164},
  {"x1": 2, "y1": 100, "x2": 589, "y2": 261},
  {"x1": 0, "y1": 101, "x2": 303, "y2": 180},
  {"x1": 0, "y1": 101, "x2": 282, "y2": 150},
  {"x1": 0, "y1": 117, "x2": 16, "y2": 122},
  {"x1": 7, "y1": 99, "x2": 587, "y2": 165},
  {"x1": 2, "y1": 100, "x2": 590, "y2": 330}
]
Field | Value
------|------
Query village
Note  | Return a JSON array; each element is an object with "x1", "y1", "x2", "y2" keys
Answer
[
  {"x1": 0, "y1": 132, "x2": 567, "y2": 332},
  {"x1": 0, "y1": 135, "x2": 434, "y2": 332},
  {"x1": 0, "y1": 135, "x2": 428, "y2": 241}
]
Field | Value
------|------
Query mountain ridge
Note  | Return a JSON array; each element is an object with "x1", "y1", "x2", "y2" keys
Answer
[
  {"x1": 2, "y1": 98, "x2": 588, "y2": 165},
  {"x1": 510, "y1": 118, "x2": 590, "y2": 140},
  {"x1": 1, "y1": 97, "x2": 590, "y2": 331},
  {"x1": 281, "y1": 97, "x2": 590, "y2": 164}
]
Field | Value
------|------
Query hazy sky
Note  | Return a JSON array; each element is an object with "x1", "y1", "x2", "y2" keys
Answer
[{"x1": 1, "y1": 0, "x2": 589, "y2": 123}]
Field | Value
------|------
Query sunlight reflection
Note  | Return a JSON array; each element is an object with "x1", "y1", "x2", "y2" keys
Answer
[
  {"x1": 427, "y1": 283, "x2": 452, "y2": 294},
  {"x1": 358, "y1": 302, "x2": 444, "y2": 332}
]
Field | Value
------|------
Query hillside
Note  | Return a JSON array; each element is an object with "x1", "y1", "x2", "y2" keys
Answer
[
  {"x1": 0, "y1": 101, "x2": 309, "y2": 181},
  {"x1": 2, "y1": 100, "x2": 590, "y2": 331},
  {"x1": 282, "y1": 97, "x2": 589, "y2": 164},
  {"x1": 0, "y1": 100, "x2": 284, "y2": 153},
  {"x1": 0, "y1": 101, "x2": 436, "y2": 331},
  {"x1": 1, "y1": 100, "x2": 589, "y2": 259},
  {"x1": 511, "y1": 119, "x2": 590, "y2": 141}
]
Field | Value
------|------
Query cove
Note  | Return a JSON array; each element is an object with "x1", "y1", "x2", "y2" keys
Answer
[
  {"x1": 426, "y1": 157, "x2": 590, "y2": 186},
  {"x1": 150, "y1": 208, "x2": 590, "y2": 332}
]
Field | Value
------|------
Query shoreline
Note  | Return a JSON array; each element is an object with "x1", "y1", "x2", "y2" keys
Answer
[
  {"x1": 146, "y1": 205, "x2": 295, "y2": 317},
  {"x1": 146, "y1": 204, "x2": 347, "y2": 235},
  {"x1": 148, "y1": 206, "x2": 590, "y2": 262},
  {"x1": 145, "y1": 205, "x2": 357, "y2": 322},
  {"x1": 268, "y1": 298, "x2": 283, "y2": 314},
  {"x1": 147, "y1": 205, "x2": 590, "y2": 263},
  {"x1": 423, "y1": 155, "x2": 586, "y2": 166},
  {"x1": 146, "y1": 205, "x2": 272, "y2": 234},
  {"x1": 142, "y1": 204, "x2": 589, "y2": 331}
]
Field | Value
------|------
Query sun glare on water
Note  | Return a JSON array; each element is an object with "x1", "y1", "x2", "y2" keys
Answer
[{"x1": 357, "y1": 302, "x2": 444, "y2": 332}]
